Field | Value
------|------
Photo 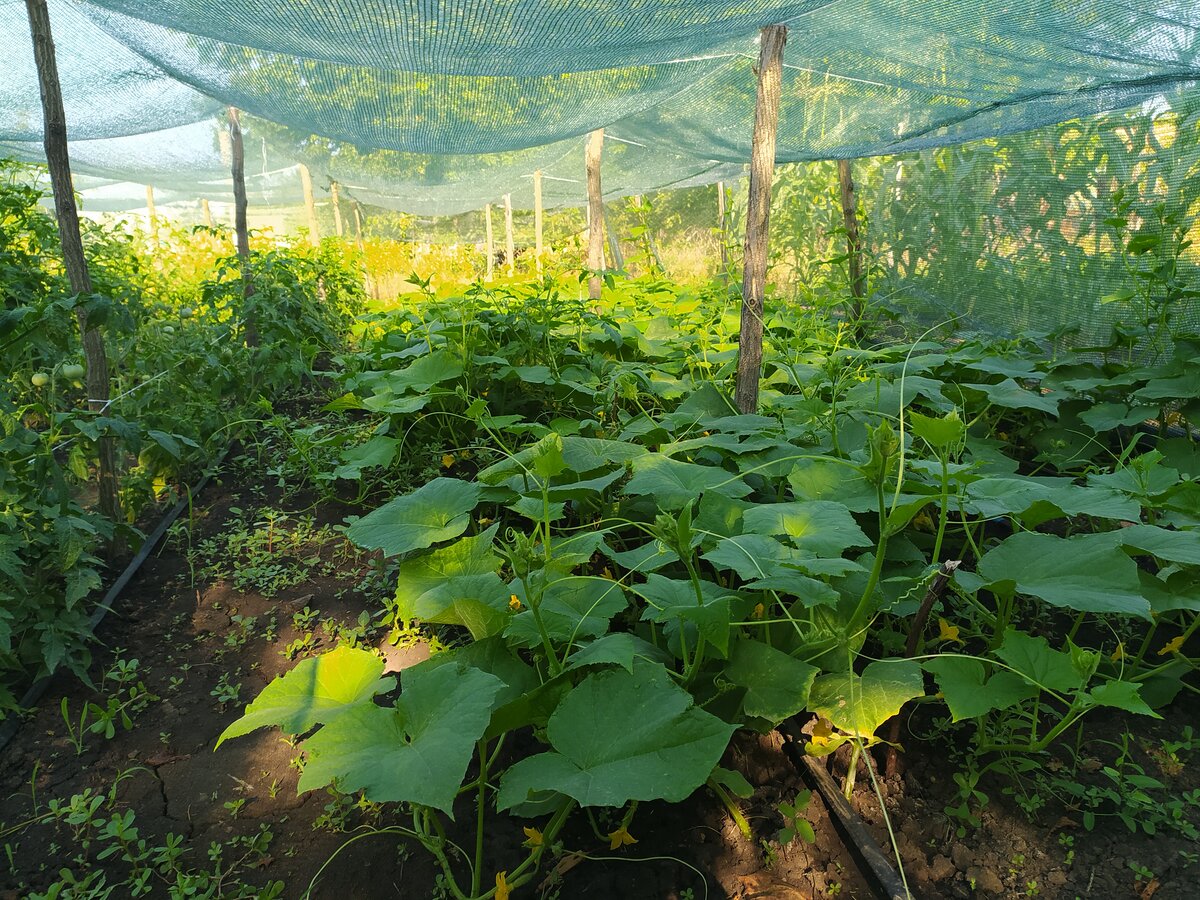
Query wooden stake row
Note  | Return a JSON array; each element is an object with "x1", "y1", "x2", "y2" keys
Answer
[{"x1": 26, "y1": 2, "x2": 820, "y2": 529}]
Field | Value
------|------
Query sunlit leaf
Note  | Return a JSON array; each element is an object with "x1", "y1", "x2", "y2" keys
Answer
[
  {"x1": 218, "y1": 645, "x2": 393, "y2": 746},
  {"x1": 808, "y1": 660, "x2": 923, "y2": 738}
]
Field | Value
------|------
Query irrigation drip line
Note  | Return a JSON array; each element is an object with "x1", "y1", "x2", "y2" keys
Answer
[
  {"x1": 778, "y1": 720, "x2": 914, "y2": 900},
  {"x1": 0, "y1": 445, "x2": 231, "y2": 756}
]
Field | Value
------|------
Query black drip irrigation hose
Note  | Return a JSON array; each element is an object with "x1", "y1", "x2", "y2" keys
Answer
[
  {"x1": 0, "y1": 447, "x2": 231, "y2": 755},
  {"x1": 778, "y1": 720, "x2": 915, "y2": 900}
]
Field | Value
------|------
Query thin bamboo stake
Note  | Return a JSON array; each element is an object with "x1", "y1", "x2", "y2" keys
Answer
[
  {"x1": 298, "y1": 163, "x2": 319, "y2": 245},
  {"x1": 144, "y1": 184, "x2": 157, "y2": 241},
  {"x1": 200, "y1": 197, "x2": 212, "y2": 227},
  {"x1": 603, "y1": 207, "x2": 624, "y2": 272},
  {"x1": 633, "y1": 194, "x2": 666, "y2": 275},
  {"x1": 735, "y1": 24, "x2": 787, "y2": 415},
  {"x1": 352, "y1": 201, "x2": 365, "y2": 253},
  {"x1": 586, "y1": 129, "x2": 605, "y2": 301},
  {"x1": 837, "y1": 159, "x2": 867, "y2": 328},
  {"x1": 331, "y1": 181, "x2": 344, "y2": 237},
  {"x1": 226, "y1": 107, "x2": 255, "y2": 347},
  {"x1": 717, "y1": 180, "x2": 729, "y2": 283},
  {"x1": 484, "y1": 203, "x2": 495, "y2": 282},
  {"x1": 24, "y1": 0, "x2": 122, "y2": 531},
  {"x1": 504, "y1": 192, "x2": 515, "y2": 277},
  {"x1": 533, "y1": 169, "x2": 544, "y2": 276},
  {"x1": 352, "y1": 201, "x2": 372, "y2": 297}
]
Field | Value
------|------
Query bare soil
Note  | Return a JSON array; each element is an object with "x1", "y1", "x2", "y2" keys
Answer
[{"x1": 2, "y1": 448, "x2": 1195, "y2": 899}]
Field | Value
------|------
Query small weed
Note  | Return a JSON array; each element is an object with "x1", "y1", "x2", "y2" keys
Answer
[
  {"x1": 210, "y1": 673, "x2": 242, "y2": 708},
  {"x1": 1128, "y1": 860, "x2": 1155, "y2": 883},
  {"x1": 777, "y1": 790, "x2": 817, "y2": 845},
  {"x1": 284, "y1": 632, "x2": 317, "y2": 660},
  {"x1": 293, "y1": 606, "x2": 320, "y2": 631}
]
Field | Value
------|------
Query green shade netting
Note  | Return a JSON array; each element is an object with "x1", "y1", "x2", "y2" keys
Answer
[
  {"x1": 3, "y1": 0, "x2": 1199, "y2": 351},
  {"x1": 71, "y1": 0, "x2": 1200, "y2": 157},
  {"x1": 1, "y1": 0, "x2": 220, "y2": 140},
  {"x1": 4, "y1": 0, "x2": 1199, "y2": 205},
  {"x1": 276, "y1": 128, "x2": 745, "y2": 216},
  {"x1": 2, "y1": 118, "x2": 742, "y2": 218},
  {"x1": 1, "y1": 119, "x2": 322, "y2": 205},
  {"x1": 866, "y1": 95, "x2": 1200, "y2": 345},
  {"x1": 79, "y1": 0, "x2": 831, "y2": 74}
]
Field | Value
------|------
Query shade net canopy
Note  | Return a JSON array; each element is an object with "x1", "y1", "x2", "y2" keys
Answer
[
  {"x1": 60, "y1": 0, "x2": 1200, "y2": 159},
  {"x1": 1, "y1": 0, "x2": 220, "y2": 140},
  {"x1": 2, "y1": 0, "x2": 1199, "y2": 348}
]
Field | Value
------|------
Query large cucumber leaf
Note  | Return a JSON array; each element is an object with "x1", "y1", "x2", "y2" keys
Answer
[
  {"x1": 346, "y1": 477, "x2": 481, "y2": 556},
  {"x1": 299, "y1": 664, "x2": 503, "y2": 816},
  {"x1": 218, "y1": 645, "x2": 393, "y2": 746},
  {"x1": 498, "y1": 665, "x2": 734, "y2": 810}
]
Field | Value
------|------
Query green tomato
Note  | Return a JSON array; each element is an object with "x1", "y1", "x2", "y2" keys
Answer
[
  {"x1": 179, "y1": 307, "x2": 194, "y2": 318},
  {"x1": 162, "y1": 325, "x2": 175, "y2": 335},
  {"x1": 31, "y1": 372, "x2": 49, "y2": 387},
  {"x1": 61, "y1": 363, "x2": 85, "y2": 380}
]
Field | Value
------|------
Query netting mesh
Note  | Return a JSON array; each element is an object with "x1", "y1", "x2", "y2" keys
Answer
[
  {"x1": 1, "y1": 0, "x2": 220, "y2": 140},
  {"x1": 79, "y1": 0, "x2": 828, "y2": 75},
  {"x1": 3, "y1": 0, "x2": 1200, "y2": 343},
  {"x1": 60, "y1": 0, "x2": 1200, "y2": 160},
  {"x1": 3, "y1": 0, "x2": 1197, "y2": 204},
  {"x1": 868, "y1": 94, "x2": 1200, "y2": 346}
]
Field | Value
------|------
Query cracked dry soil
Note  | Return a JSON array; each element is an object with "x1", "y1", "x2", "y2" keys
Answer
[{"x1": 3, "y1": 460, "x2": 1193, "y2": 899}]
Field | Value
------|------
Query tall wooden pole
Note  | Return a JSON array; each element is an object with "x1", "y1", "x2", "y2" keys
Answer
[
  {"x1": 24, "y1": 0, "x2": 122, "y2": 529},
  {"x1": 585, "y1": 128, "x2": 605, "y2": 301},
  {"x1": 144, "y1": 184, "x2": 158, "y2": 241},
  {"x1": 504, "y1": 193, "x2": 515, "y2": 277},
  {"x1": 837, "y1": 159, "x2": 866, "y2": 327},
  {"x1": 717, "y1": 180, "x2": 729, "y2": 282},
  {"x1": 352, "y1": 201, "x2": 365, "y2": 253},
  {"x1": 298, "y1": 163, "x2": 319, "y2": 245},
  {"x1": 200, "y1": 197, "x2": 213, "y2": 227},
  {"x1": 533, "y1": 169, "x2": 544, "y2": 277},
  {"x1": 735, "y1": 25, "x2": 787, "y2": 415},
  {"x1": 226, "y1": 107, "x2": 256, "y2": 347},
  {"x1": 330, "y1": 181, "x2": 344, "y2": 237},
  {"x1": 633, "y1": 194, "x2": 665, "y2": 274},
  {"x1": 352, "y1": 200, "x2": 371, "y2": 296},
  {"x1": 603, "y1": 207, "x2": 624, "y2": 272},
  {"x1": 484, "y1": 202, "x2": 495, "y2": 282}
]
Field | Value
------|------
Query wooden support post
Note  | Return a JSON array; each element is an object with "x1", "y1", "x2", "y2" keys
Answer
[
  {"x1": 717, "y1": 180, "x2": 729, "y2": 282},
  {"x1": 144, "y1": 184, "x2": 158, "y2": 240},
  {"x1": 603, "y1": 207, "x2": 624, "y2": 272},
  {"x1": 352, "y1": 201, "x2": 365, "y2": 253},
  {"x1": 200, "y1": 197, "x2": 212, "y2": 227},
  {"x1": 352, "y1": 200, "x2": 372, "y2": 296},
  {"x1": 735, "y1": 24, "x2": 787, "y2": 415},
  {"x1": 226, "y1": 107, "x2": 255, "y2": 346},
  {"x1": 504, "y1": 192, "x2": 515, "y2": 277},
  {"x1": 633, "y1": 194, "x2": 665, "y2": 275},
  {"x1": 24, "y1": 0, "x2": 122, "y2": 531},
  {"x1": 533, "y1": 169, "x2": 544, "y2": 276},
  {"x1": 484, "y1": 203, "x2": 495, "y2": 282},
  {"x1": 330, "y1": 181, "x2": 344, "y2": 237},
  {"x1": 585, "y1": 128, "x2": 605, "y2": 301},
  {"x1": 298, "y1": 163, "x2": 319, "y2": 245},
  {"x1": 837, "y1": 159, "x2": 866, "y2": 329}
]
